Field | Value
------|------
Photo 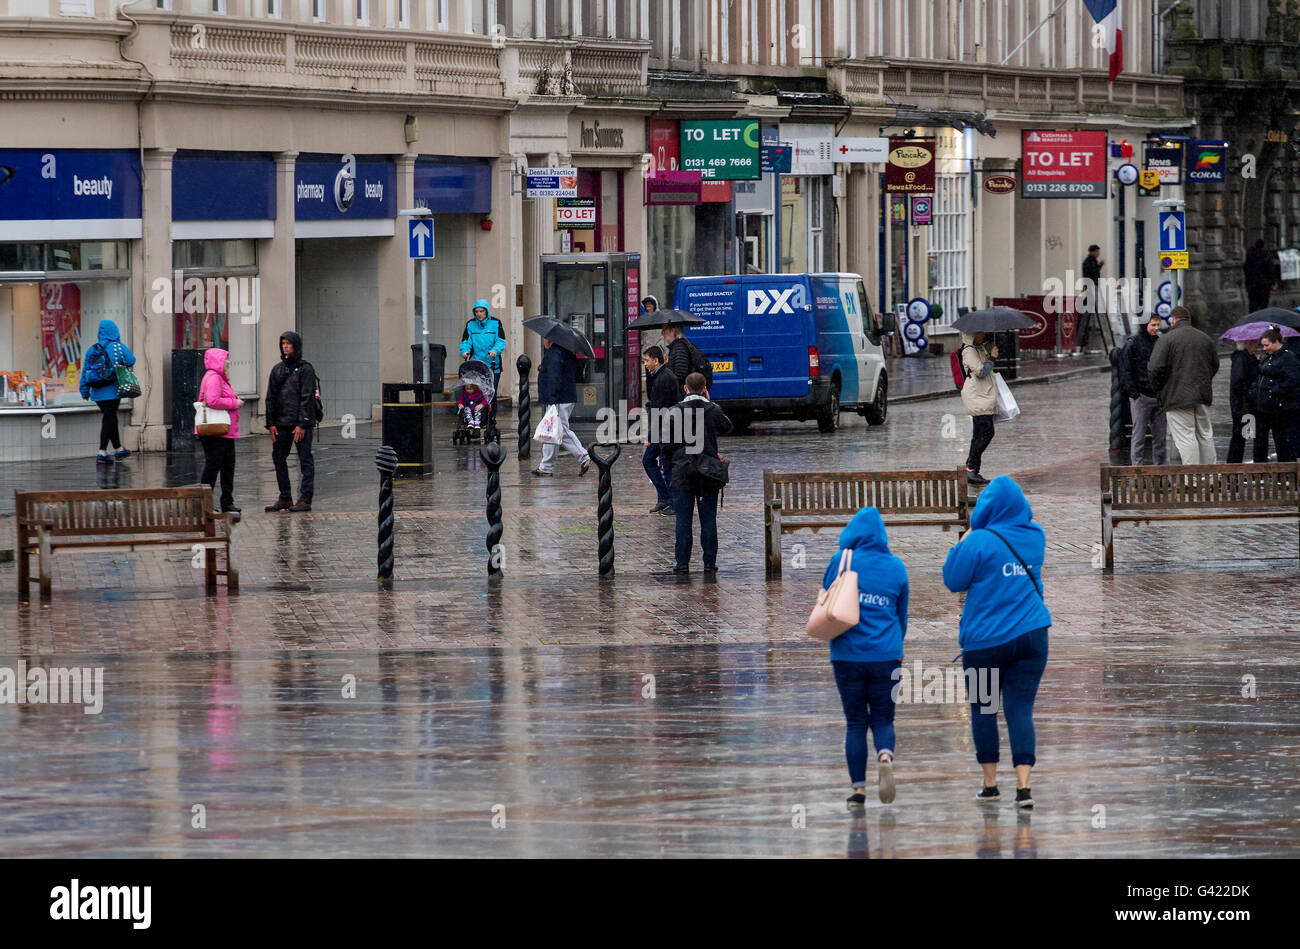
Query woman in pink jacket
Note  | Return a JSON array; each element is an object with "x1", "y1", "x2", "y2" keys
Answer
[{"x1": 196, "y1": 348, "x2": 244, "y2": 514}]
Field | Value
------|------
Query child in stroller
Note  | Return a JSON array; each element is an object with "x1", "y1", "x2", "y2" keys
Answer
[{"x1": 452, "y1": 359, "x2": 498, "y2": 444}]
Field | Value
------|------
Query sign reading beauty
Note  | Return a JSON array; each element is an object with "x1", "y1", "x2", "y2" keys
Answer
[
  {"x1": 885, "y1": 138, "x2": 935, "y2": 193},
  {"x1": 1020, "y1": 130, "x2": 1107, "y2": 198}
]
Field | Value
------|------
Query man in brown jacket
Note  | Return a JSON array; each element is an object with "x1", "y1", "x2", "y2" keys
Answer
[{"x1": 1147, "y1": 306, "x2": 1220, "y2": 464}]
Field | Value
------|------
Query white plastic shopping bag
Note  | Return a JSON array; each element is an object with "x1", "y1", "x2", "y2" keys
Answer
[
  {"x1": 994, "y1": 373, "x2": 1020, "y2": 423},
  {"x1": 533, "y1": 404, "x2": 563, "y2": 444}
]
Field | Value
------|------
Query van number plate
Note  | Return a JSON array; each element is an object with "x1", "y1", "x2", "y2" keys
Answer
[{"x1": 711, "y1": 361, "x2": 734, "y2": 373}]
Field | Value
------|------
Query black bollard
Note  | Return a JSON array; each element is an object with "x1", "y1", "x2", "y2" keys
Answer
[
  {"x1": 516, "y1": 353, "x2": 532, "y2": 460},
  {"x1": 1108, "y1": 346, "x2": 1132, "y2": 455},
  {"x1": 587, "y1": 441, "x2": 622, "y2": 578},
  {"x1": 375, "y1": 445, "x2": 399, "y2": 589},
  {"x1": 481, "y1": 441, "x2": 506, "y2": 580}
]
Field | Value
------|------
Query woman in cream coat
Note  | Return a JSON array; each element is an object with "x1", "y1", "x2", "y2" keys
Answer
[{"x1": 959, "y1": 332, "x2": 999, "y2": 485}]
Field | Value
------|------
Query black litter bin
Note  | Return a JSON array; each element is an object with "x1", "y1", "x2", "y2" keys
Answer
[
  {"x1": 170, "y1": 348, "x2": 204, "y2": 450},
  {"x1": 992, "y1": 330, "x2": 1019, "y2": 380},
  {"x1": 411, "y1": 343, "x2": 447, "y2": 392},
  {"x1": 381, "y1": 382, "x2": 435, "y2": 478}
]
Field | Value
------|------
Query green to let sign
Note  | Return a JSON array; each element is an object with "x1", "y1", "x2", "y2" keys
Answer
[{"x1": 679, "y1": 120, "x2": 761, "y2": 181}]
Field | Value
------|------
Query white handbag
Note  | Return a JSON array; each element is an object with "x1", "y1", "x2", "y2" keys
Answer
[
  {"x1": 806, "y1": 549, "x2": 861, "y2": 642},
  {"x1": 194, "y1": 401, "x2": 231, "y2": 437},
  {"x1": 994, "y1": 372, "x2": 1020, "y2": 423}
]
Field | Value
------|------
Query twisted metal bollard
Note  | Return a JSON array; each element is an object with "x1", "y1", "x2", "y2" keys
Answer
[
  {"x1": 375, "y1": 445, "x2": 399, "y2": 590},
  {"x1": 516, "y1": 353, "x2": 532, "y2": 460},
  {"x1": 587, "y1": 442, "x2": 622, "y2": 578},
  {"x1": 480, "y1": 441, "x2": 506, "y2": 581},
  {"x1": 1108, "y1": 346, "x2": 1131, "y2": 454}
]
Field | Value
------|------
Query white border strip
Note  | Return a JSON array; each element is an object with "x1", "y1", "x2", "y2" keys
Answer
[
  {"x1": 171, "y1": 220, "x2": 275, "y2": 240},
  {"x1": 0, "y1": 219, "x2": 143, "y2": 241},
  {"x1": 295, "y1": 219, "x2": 396, "y2": 238}
]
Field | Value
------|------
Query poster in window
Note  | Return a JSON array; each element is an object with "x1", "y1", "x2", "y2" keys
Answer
[{"x1": 40, "y1": 282, "x2": 82, "y2": 381}]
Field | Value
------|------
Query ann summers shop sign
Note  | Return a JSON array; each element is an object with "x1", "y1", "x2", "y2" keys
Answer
[{"x1": 579, "y1": 121, "x2": 624, "y2": 150}]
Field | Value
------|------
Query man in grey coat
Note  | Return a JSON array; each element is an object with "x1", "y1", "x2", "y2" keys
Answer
[{"x1": 1147, "y1": 306, "x2": 1220, "y2": 465}]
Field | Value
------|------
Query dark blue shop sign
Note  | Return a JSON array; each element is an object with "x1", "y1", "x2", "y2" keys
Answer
[
  {"x1": 414, "y1": 158, "x2": 492, "y2": 214},
  {"x1": 0, "y1": 149, "x2": 141, "y2": 220},
  {"x1": 294, "y1": 154, "x2": 395, "y2": 220},
  {"x1": 173, "y1": 152, "x2": 275, "y2": 221}
]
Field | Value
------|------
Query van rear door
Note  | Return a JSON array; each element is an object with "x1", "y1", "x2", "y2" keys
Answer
[
  {"x1": 733, "y1": 275, "x2": 812, "y2": 400},
  {"x1": 673, "y1": 277, "x2": 744, "y2": 401}
]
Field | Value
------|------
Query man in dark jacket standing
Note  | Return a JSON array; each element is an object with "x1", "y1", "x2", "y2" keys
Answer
[
  {"x1": 1255, "y1": 327, "x2": 1300, "y2": 462},
  {"x1": 533, "y1": 338, "x2": 590, "y2": 477},
  {"x1": 264, "y1": 330, "x2": 317, "y2": 512},
  {"x1": 641, "y1": 345, "x2": 678, "y2": 514},
  {"x1": 1243, "y1": 240, "x2": 1279, "y2": 312},
  {"x1": 1079, "y1": 244, "x2": 1104, "y2": 351},
  {"x1": 661, "y1": 323, "x2": 695, "y2": 386},
  {"x1": 1147, "y1": 306, "x2": 1219, "y2": 464},
  {"x1": 1120, "y1": 314, "x2": 1167, "y2": 465},
  {"x1": 663, "y1": 372, "x2": 732, "y2": 577},
  {"x1": 1228, "y1": 339, "x2": 1267, "y2": 463}
]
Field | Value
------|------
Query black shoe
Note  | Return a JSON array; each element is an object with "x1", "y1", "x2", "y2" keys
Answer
[
  {"x1": 1015, "y1": 787, "x2": 1034, "y2": 809},
  {"x1": 288, "y1": 501, "x2": 312, "y2": 513},
  {"x1": 650, "y1": 501, "x2": 670, "y2": 514},
  {"x1": 658, "y1": 504, "x2": 675, "y2": 517},
  {"x1": 966, "y1": 469, "x2": 990, "y2": 486},
  {"x1": 976, "y1": 785, "x2": 1000, "y2": 802},
  {"x1": 532, "y1": 467, "x2": 553, "y2": 478},
  {"x1": 221, "y1": 505, "x2": 241, "y2": 514},
  {"x1": 579, "y1": 459, "x2": 591, "y2": 477},
  {"x1": 703, "y1": 565, "x2": 718, "y2": 580},
  {"x1": 265, "y1": 498, "x2": 293, "y2": 512},
  {"x1": 672, "y1": 565, "x2": 689, "y2": 575},
  {"x1": 846, "y1": 792, "x2": 867, "y2": 809}
]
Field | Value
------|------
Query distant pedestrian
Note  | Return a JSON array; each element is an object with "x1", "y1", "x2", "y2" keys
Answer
[
  {"x1": 461, "y1": 299, "x2": 506, "y2": 423},
  {"x1": 958, "y1": 331, "x2": 999, "y2": 485},
  {"x1": 640, "y1": 345, "x2": 678, "y2": 515},
  {"x1": 533, "y1": 337, "x2": 590, "y2": 478},
  {"x1": 664, "y1": 372, "x2": 732, "y2": 577},
  {"x1": 1079, "y1": 244, "x2": 1104, "y2": 350},
  {"x1": 1119, "y1": 314, "x2": 1168, "y2": 465},
  {"x1": 196, "y1": 348, "x2": 243, "y2": 514},
  {"x1": 1243, "y1": 240, "x2": 1280, "y2": 313},
  {"x1": 1254, "y1": 327, "x2": 1300, "y2": 462},
  {"x1": 264, "y1": 331, "x2": 318, "y2": 513},
  {"x1": 942, "y1": 476, "x2": 1052, "y2": 809},
  {"x1": 640, "y1": 295, "x2": 659, "y2": 314},
  {"x1": 823, "y1": 507, "x2": 908, "y2": 808},
  {"x1": 661, "y1": 322, "x2": 693, "y2": 384},
  {"x1": 78, "y1": 318, "x2": 136, "y2": 464},
  {"x1": 1227, "y1": 339, "x2": 1268, "y2": 464},
  {"x1": 1147, "y1": 306, "x2": 1219, "y2": 465}
]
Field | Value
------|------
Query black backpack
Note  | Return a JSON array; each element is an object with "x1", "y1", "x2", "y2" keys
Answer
[
  {"x1": 683, "y1": 339, "x2": 714, "y2": 389},
  {"x1": 311, "y1": 374, "x2": 324, "y2": 422}
]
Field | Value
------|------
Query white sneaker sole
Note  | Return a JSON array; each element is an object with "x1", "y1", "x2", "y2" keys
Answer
[{"x1": 878, "y1": 761, "x2": 896, "y2": 804}]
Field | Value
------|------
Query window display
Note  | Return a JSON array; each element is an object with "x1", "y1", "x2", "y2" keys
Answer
[{"x1": 171, "y1": 240, "x2": 258, "y2": 394}]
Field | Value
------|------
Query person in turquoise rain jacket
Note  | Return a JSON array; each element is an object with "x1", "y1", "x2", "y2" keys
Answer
[
  {"x1": 822, "y1": 507, "x2": 908, "y2": 808},
  {"x1": 942, "y1": 475, "x2": 1052, "y2": 809},
  {"x1": 460, "y1": 299, "x2": 507, "y2": 418},
  {"x1": 78, "y1": 318, "x2": 136, "y2": 464}
]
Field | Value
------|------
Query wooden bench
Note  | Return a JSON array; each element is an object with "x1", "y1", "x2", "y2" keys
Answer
[
  {"x1": 764, "y1": 468, "x2": 971, "y2": 575},
  {"x1": 1100, "y1": 462, "x2": 1300, "y2": 571},
  {"x1": 15, "y1": 486, "x2": 238, "y2": 600}
]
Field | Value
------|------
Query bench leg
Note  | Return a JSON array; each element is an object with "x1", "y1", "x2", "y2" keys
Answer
[
  {"x1": 204, "y1": 547, "x2": 217, "y2": 591},
  {"x1": 766, "y1": 503, "x2": 783, "y2": 575},
  {"x1": 17, "y1": 546, "x2": 29, "y2": 601},
  {"x1": 1101, "y1": 502, "x2": 1114, "y2": 573},
  {"x1": 38, "y1": 529, "x2": 52, "y2": 600},
  {"x1": 225, "y1": 536, "x2": 239, "y2": 592}
]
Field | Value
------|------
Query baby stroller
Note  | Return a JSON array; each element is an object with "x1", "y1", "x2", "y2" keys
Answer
[{"x1": 451, "y1": 359, "x2": 500, "y2": 445}]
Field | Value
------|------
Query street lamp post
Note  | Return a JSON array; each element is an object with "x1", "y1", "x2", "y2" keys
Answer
[{"x1": 400, "y1": 207, "x2": 433, "y2": 384}]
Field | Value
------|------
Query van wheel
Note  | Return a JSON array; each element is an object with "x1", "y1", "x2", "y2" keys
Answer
[
  {"x1": 864, "y1": 376, "x2": 888, "y2": 425},
  {"x1": 817, "y1": 389, "x2": 840, "y2": 433}
]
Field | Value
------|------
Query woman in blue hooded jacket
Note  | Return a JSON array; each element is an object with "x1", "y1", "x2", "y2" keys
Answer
[
  {"x1": 78, "y1": 318, "x2": 136, "y2": 463},
  {"x1": 822, "y1": 507, "x2": 909, "y2": 807},
  {"x1": 942, "y1": 475, "x2": 1052, "y2": 808},
  {"x1": 460, "y1": 299, "x2": 507, "y2": 413}
]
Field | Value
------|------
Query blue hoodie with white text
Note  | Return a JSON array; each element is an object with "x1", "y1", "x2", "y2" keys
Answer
[
  {"x1": 942, "y1": 476, "x2": 1052, "y2": 651},
  {"x1": 822, "y1": 507, "x2": 909, "y2": 662}
]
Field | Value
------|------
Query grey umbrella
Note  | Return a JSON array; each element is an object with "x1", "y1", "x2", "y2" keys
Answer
[
  {"x1": 1231, "y1": 307, "x2": 1300, "y2": 330},
  {"x1": 951, "y1": 306, "x2": 1037, "y2": 334},
  {"x1": 626, "y1": 308, "x2": 706, "y2": 330},
  {"x1": 523, "y1": 315, "x2": 596, "y2": 359}
]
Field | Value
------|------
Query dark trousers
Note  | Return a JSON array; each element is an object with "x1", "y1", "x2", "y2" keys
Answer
[
  {"x1": 962, "y1": 626, "x2": 1049, "y2": 767},
  {"x1": 272, "y1": 426, "x2": 315, "y2": 502},
  {"x1": 642, "y1": 444, "x2": 671, "y2": 503},
  {"x1": 1258, "y1": 413, "x2": 1298, "y2": 463},
  {"x1": 966, "y1": 414, "x2": 996, "y2": 472},
  {"x1": 1227, "y1": 412, "x2": 1270, "y2": 464},
  {"x1": 199, "y1": 436, "x2": 237, "y2": 510},
  {"x1": 831, "y1": 659, "x2": 901, "y2": 786},
  {"x1": 1248, "y1": 285, "x2": 1271, "y2": 313},
  {"x1": 672, "y1": 488, "x2": 719, "y2": 567},
  {"x1": 97, "y1": 398, "x2": 122, "y2": 451}
]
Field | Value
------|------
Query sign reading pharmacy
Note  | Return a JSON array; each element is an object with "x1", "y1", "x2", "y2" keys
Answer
[
  {"x1": 1020, "y1": 129, "x2": 1107, "y2": 198},
  {"x1": 295, "y1": 154, "x2": 394, "y2": 219},
  {"x1": 525, "y1": 167, "x2": 578, "y2": 198},
  {"x1": 679, "y1": 120, "x2": 761, "y2": 181}
]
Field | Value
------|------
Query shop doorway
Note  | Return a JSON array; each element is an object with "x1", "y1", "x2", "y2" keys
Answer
[{"x1": 296, "y1": 237, "x2": 380, "y2": 420}]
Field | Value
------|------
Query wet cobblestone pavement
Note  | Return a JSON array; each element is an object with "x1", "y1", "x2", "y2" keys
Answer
[{"x1": 1, "y1": 365, "x2": 1297, "y2": 857}]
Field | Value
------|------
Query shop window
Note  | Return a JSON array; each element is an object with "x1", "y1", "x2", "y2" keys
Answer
[
  {"x1": 268, "y1": 0, "x2": 282, "y2": 18},
  {"x1": 171, "y1": 240, "x2": 259, "y2": 396},
  {"x1": 0, "y1": 242, "x2": 131, "y2": 409},
  {"x1": 212, "y1": 0, "x2": 226, "y2": 14},
  {"x1": 313, "y1": 0, "x2": 327, "y2": 21}
]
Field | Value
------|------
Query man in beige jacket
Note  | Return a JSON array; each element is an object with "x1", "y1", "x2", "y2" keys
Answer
[{"x1": 959, "y1": 332, "x2": 999, "y2": 485}]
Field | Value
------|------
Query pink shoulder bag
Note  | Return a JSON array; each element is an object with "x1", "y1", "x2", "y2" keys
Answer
[{"x1": 806, "y1": 549, "x2": 861, "y2": 642}]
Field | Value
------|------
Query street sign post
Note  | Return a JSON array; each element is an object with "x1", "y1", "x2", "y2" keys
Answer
[
  {"x1": 402, "y1": 209, "x2": 434, "y2": 382},
  {"x1": 1158, "y1": 211, "x2": 1185, "y2": 252},
  {"x1": 1153, "y1": 199, "x2": 1188, "y2": 305},
  {"x1": 408, "y1": 218, "x2": 434, "y2": 259}
]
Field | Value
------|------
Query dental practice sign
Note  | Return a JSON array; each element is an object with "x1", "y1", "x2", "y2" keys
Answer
[
  {"x1": 0, "y1": 149, "x2": 142, "y2": 220},
  {"x1": 294, "y1": 153, "x2": 395, "y2": 219}
]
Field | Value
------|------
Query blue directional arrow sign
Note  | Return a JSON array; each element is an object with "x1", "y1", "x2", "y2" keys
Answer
[
  {"x1": 408, "y1": 218, "x2": 435, "y2": 259},
  {"x1": 1159, "y1": 211, "x2": 1185, "y2": 252}
]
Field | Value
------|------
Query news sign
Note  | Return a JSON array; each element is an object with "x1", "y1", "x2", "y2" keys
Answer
[{"x1": 1021, "y1": 130, "x2": 1108, "y2": 198}]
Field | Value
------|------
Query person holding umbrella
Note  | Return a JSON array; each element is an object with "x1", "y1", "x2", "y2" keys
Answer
[
  {"x1": 1218, "y1": 320, "x2": 1295, "y2": 463},
  {"x1": 950, "y1": 308, "x2": 1034, "y2": 486},
  {"x1": 1255, "y1": 326, "x2": 1300, "y2": 462},
  {"x1": 524, "y1": 315, "x2": 594, "y2": 478}
]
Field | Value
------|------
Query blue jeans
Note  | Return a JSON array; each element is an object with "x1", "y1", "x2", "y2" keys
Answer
[
  {"x1": 962, "y1": 626, "x2": 1049, "y2": 767},
  {"x1": 832, "y1": 659, "x2": 901, "y2": 786},
  {"x1": 642, "y1": 444, "x2": 670, "y2": 504},
  {"x1": 671, "y1": 489, "x2": 718, "y2": 567}
]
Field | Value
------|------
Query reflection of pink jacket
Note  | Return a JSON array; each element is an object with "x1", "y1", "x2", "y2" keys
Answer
[{"x1": 197, "y1": 348, "x2": 240, "y2": 438}]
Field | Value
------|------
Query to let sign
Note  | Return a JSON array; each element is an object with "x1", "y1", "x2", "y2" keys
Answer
[
  {"x1": 885, "y1": 138, "x2": 935, "y2": 193},
  {"x1": 555, "y1": 197, "x2": 596, "y2": 229},
  {"x1": 1020, "y1": 130, "x2": 1107, "y2": 198},
  {"x1": 679, "y1": 120, "x2": 761, "y2": 181}
]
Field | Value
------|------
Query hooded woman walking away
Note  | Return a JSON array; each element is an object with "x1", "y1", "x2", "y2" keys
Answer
[
  {"x1": 823, "y1": 507, "x2": 909, "y2": 808},
  {"x1": 942, "y1": 476, "x2": 1052, "y2": 809},
  {"x1": 78, "y1": 318, "x2": 136, "y2": 463},
  {"x1": 958, "y1": 332, "x2": 999, "y2": 485},
  {"x1": 196, "y1": 348, "x2": 243, "y2": 514}
]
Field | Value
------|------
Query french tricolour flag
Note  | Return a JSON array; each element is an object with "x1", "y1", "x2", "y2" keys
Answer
[{"x1": 1084, "y1": 0, "x2": 1123, "y2": 81}]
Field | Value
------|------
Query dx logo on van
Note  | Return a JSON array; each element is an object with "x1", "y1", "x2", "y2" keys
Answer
[{"x1": 747, "y1": 288, "x2": 801, "y2": 315}]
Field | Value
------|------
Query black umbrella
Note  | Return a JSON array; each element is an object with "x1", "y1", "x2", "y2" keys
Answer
[
  {"x1": 626, "y1": 308, "x2": 705, "y2": 330},
  {"x1": 523, "y1": 315, "x2": 596, "y2": 359},
  {"x1": 951, "y1": 306, "x2": 1037, "y2": 334},
  {"x1": 1231, "y1": 307, "x2": 1300, "y2": 330}
]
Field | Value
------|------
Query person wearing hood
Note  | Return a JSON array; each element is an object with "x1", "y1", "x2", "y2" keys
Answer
[
  {"x1": 942, "y1": 476, "x2": 1052, "y2": 809},
  {"x1": 78, "y1": 318, "x2": 136, "y2": 463},
  {"x1": 196, "y1": 348, "x2": 243, "y2": 514},
  {"x1": 822, "y1": 507, "x2": 908, "y2": 808},
  {"x1": 264, "y1": 330, "x2": 317, "y2": 513},
  {"x1": 1228, "y1": 338, "x2": 1267, "y2": 464},
  {"x1": 460, "y1": 299, "x2": 507, "y2": 416},
  {"x1": 1255, "y1": 326, "x2": 1300, "y2": 462},
  {"x1": 958, "y1": 331, "x2": 999, "y2": 485},
  {"x1": 1119, "y1": 314, "x2": 1168, "y2": 465}
]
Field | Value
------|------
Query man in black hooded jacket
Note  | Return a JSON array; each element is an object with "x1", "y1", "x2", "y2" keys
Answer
[{"x1": 264, "y1": 330, "x2": 318, "y2": 512}]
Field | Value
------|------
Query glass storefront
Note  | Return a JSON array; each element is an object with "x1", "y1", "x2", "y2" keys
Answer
[
  {"x1": 0, "y1": 242, "x2": 131, "y2": 408},
  {"x1": 171, "y1": 239, "x2": 259, "y2": 394}
]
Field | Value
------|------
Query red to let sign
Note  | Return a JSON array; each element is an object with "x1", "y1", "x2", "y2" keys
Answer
[
  {"x1": 885, "y1": 137, "x2": 935, "y2": 193},
  {"x1": 1021, "y1": 129, "x2": 1107, "y2": 198},
  {"x1": 555, "y1": 197, "x2": 596, "y2": 230}
]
